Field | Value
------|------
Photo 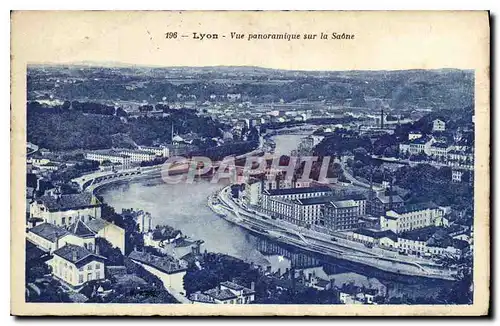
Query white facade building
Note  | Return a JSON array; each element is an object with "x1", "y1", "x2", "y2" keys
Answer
[
  {"x1": 432, "y1": 119, "x2": 446, "y2": 132},
  {"x1": 118, "y1": 149, "x2": 156, "y2": 163},
  {"x1": 138, "y1": 145, "x2": 170, "y2": 157},
  {"x1": 49, "y1": 244, "x2": 106, "y2": 288},
  {"x1": 85, "y1": 152, "x2": 131, "y2": 168},
  {"x1": 380, "y1": 202, "x2": 446, "y2": 234},
  {"x1": 29, "y1": 192, "x2": 102, "y2": 227}
]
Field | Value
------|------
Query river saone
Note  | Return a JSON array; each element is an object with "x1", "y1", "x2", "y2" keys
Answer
[{"x1": 99, "y1": 133, "x2": 453, "y2": 302}]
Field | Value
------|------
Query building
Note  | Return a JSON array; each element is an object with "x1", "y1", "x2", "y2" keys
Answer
[
  {"x1": 323, "y1": 199, "x2": 360, "y2": 231},
  {"x1": 348, "y1": 228, "x2": 398, "y2": 249},
  {"x1": 338, "y1": 284, "x2": 379, "y2": 304},
  {"x1": 64, "y1": 219, "x2": 98, "y2": 252},
  {"x1": 27, "y1": 222, "x2": 70, "y2": 253},
  {"x1": 408, "y1": 132, "x2": 423, "y2": 141},
  {"x1": 136, "y1": 211, "x2": 153, "y2": 233},
  {"x1": 243, "y1": 179, "x2": 263, "y2": 206},
  {"x1": 118, "y1": 149, "x2": 157, "y2": 163},
  {"x1": 447, "y1": 149, "x2": 474, "y2": 165},
  {"x1": 138, "y1": 145, "x2": 170, "y2": 157},
  {"x1": 262, "y1": 188, "x2": 367, "y2": 228},
  {"x1": 346, "y1": 193, "x2": 367, "y2": 216},
  {"x1": 452, "y1": 170, "x2": 464, "y2": 182},
  {"x1": 261, "y1": 186, "x2": 332, "y2": 220},
  {"x1": 85, "y1": 217, "x2": 126, "y2": 254},
  {"x1": 380, "y1": 202, "x2": 446, "y2": 234},
  {"x1": 398, "y1": 137, "x2": 429, "y2": 156},
  {"x1": 190, "y1": 281, "x2": 255, "y2": 304},
  {"x1": 129, "y1": 250, "x2": 188, "y2": 294},
  {"x1": 290, "y1": 196, "x2": 334, "y2": 227},
  {"x1": 49, "y1": 244, "x2": 106, "y2": 288},
  {"x1": 397, "y1": 226, "x2": 463, "y2": 257},
  {"x1": 29, "y1": 192, "x2": 102, "y2": 227},
  {"x1": 428, "y1": 142, "x2": 449, "y2": 158},
  {"x1": 432, "y1": 119, "x2": 446, "y2": 132},
  {"x1": 85, "y1": 152, "x2": 131, "y2": 168},
  {"x1": 261, "y1": 186, "x2": 332, "y2": 207},
  {"x1": 369, "y1": 192, "x2": 404, "y2": 217}
]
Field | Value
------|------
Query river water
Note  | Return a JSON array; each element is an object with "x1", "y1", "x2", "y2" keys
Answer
[{"x1": 99, "y1": 133, "x2": 452, "y2": 302}]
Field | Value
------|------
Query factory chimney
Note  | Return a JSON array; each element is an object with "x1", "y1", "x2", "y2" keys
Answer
[{"x1": 380, "y1": 107, "x2": 384, "y2": 129}]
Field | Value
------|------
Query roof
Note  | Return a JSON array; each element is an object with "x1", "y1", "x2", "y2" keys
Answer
[
  {"x1": 376, "y1": 193, "x2": 404, "y2": 204},
  {"x1": 35, "y1": 193, "x2": 99, "y2": 212},
  {"x1": 398, "y1": 226, "x2": 443, "y2": 242},
  {"x1": 331, "y1": 199, "x2": 357, "y2": 209},
  {"x1": 173, "y1": 237, "x2": 197, "y2": 248},
  {"x1": 431, "y1": 142, "x2": 449, "y2": 149},
  {"x1": 220, "y1": 281, "x2": 245, "y2": 291},
  {"x1": 340, "y1": 193, "x2": 367, "y2": 201},
  {"x1": 353, "y1": 228, "x2": 398, "y2": 241},
  {"x1": 315, "y1": 278, "x2": 330, "y2": 288},
  {"x1": 220, "y1": 281, "x2": 254, "y2": 294},
  {"x1": 295, "y1": 196, "x2": 333, "y2": 206},
  {"x1": 120, "y1": 149, "x2": 155, "y2": 156},
  {"x1": 383, "y1": 213, "x2": 399, "y2": 220},
  {"x1": 203, "y1": 288, "x2": 237, "y2": 301},
  {"x1": 393, "y1": 202, "x2": 439, "y2": 214},
  {"x1": 29, "y1": 223, "x2": 69, "y2": 243},
  {"x1": 189, "y1": 292, "x2": 215, "y2": 303},
  {"x1": 408, "y1": 137, "x2": 428, "y2": 144},
  {"x1": 128, "y1": 250, "x2": 187, "y2": 274},
  {"x1": 264, "y1": 186, "x2": 331, "y2": 197},
  {"x1": 87, "y1": 152, "x2": 129, "y2": 159},
  {"x1": 53, "y1": 244, "x2": 104, "y2": 266},
  {"x1": 86, "y1": 217, "x2": 114, "y2": 233},
  {"x1": 68, "y1": 218, "x2": 96, "y2": 238}
]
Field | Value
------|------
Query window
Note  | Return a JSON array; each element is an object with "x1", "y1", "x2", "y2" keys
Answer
[
  {"x1": 87, "y1": 264, "x2": 93, "y2": 270},
  {"x1": 61, "y1": 217, "x2": 66, "y2": 225},
  {"x1": 96, "y1": 271, "x2": 101, "y2": 279},
  {"x1": 79, "y1": 274, "x2": 84, "y2": 283}
]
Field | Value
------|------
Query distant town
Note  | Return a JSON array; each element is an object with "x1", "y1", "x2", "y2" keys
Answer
[{"x1": 25, "y1": 65, "x2": 474, "y2": 305}]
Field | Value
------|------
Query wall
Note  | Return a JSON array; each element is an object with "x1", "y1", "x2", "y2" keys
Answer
[
  {"x1": 50, "y1": 255, "x2": 105, "y2": 287},
  {"x1": 132, "y1": 260, "x2": 186, "y2": 295},
  {"x1": 98, "y1": 224, "x2": 125, "y2": 254},
  {"x1": 30, "y1": 203, "x2": 102, "y2": 227}
]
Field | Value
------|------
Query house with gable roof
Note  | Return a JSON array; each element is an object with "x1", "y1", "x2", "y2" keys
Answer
[
  {"x1": 27, "y1": 222, "x2": 95, "y2": 254},
  {"x1": 49, "y1": 243, "x2": 106, "y2": 288},
  {"x1": 29, "y1": 191, "x2": 102, "y2": 227},
  {"x1": 189, "y1": 281, "x2": 255, "y2": 304},
  {"x1": 67, "y1": 216, "x2": 126, "y2": 254}
]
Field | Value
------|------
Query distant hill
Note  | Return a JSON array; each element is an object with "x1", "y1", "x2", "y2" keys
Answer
[{"x1": 27, "y1": 65, "x2": 474, "y2": 114}]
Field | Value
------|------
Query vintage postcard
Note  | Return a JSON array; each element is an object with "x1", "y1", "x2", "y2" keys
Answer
[{"x1": 11, "y1": 11, "x2": 490, "y2": 316}]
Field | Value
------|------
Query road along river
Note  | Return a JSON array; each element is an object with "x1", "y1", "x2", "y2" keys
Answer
[{"x1": 98, "y1": 133, "x2": 454, "y2": 302}]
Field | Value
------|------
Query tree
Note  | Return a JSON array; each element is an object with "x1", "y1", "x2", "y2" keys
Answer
[{"x1": 96, "y1": 238, "x2": 124, "y2": 266}]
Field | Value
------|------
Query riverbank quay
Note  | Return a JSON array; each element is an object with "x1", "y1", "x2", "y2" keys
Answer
[{"x1": 210, "y1": 186, "x2": 458, "y2": 281}]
